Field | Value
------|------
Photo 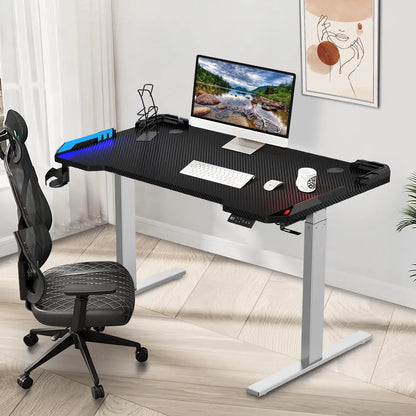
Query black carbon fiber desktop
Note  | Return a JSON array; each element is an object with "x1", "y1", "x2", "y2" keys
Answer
[{"x1": 55, "y1": 119, "x2": 389, "y2": 228}]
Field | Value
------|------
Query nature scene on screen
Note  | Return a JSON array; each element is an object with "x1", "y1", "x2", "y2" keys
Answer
[{"x1": 193, "y1": 57, "x2": 295, "y2": 136}]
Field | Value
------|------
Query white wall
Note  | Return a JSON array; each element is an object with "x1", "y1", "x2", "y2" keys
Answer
[{"x1": 112, "y1": 0, "x2": 416, "y2": 307}]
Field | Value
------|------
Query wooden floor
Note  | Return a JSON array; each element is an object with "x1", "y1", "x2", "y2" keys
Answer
[{"x1": 1, "y1": 224, "x2": 416, "y2": 415}]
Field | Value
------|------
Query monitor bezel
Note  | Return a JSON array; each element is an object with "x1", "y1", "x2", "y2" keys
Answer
[{"x1": 190, "y1": 54, "x2": 296, "y2": 145}]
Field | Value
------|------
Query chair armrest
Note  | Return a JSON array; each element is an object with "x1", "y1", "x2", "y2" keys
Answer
[
  {"x1": 65, "y1": 283, "x2": 116, "y2": 331},
  {"x1": 64, "y1": 283, "x2": 116, "y2": 297}
]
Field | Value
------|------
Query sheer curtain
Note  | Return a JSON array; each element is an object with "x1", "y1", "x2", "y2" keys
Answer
[{"x1": 0, "y1": 0, "x2": 116, "y2": 237}]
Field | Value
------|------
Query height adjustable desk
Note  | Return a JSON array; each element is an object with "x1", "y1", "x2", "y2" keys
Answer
[{"x1": 52, "y1": 116, "x2": 390, "y2": 397}]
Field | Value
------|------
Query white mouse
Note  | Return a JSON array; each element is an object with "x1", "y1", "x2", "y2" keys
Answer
[{"x1": 264, "y1": 180, "x2": 283, "y2": 191}]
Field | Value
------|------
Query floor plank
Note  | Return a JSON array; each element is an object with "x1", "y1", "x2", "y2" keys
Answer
[
  {"x1": 371, "y1": 305, "x2": 416, "y2": 398},
  {"x1": 140, "y1": 400, "x2": 328, "y2": 416},
  {"x1": 76, "y1": 225, "x2": 159, "y2": 270},
  {"x1": 43, "y1": 226, "x2": 104, "y2": 269},
  {"x1": 10, "y1": 371, "x2": 101, "y2": 416},
  {"x1": 96, "y1": 394, "x2": 166, "y2": 416},
  {"x1": 0, "y1": 355, "x2": 43, "y2": 415},
  {"x1": 67, "y1": 374, "x2": 416, "y2": 416},
  {"x1": 135, "y1": 240, "x2": 214, "y2": 317},
  {"x1": 322, "y1": 288, "x2": 394, "y2": 382},
  {"x1": 178, "y1": 255, "x2": 272, "y2": 337},
  {"x1": 0, "y1": 272, "x2": 21, "y2": 305},
  {"x1": 239, "y1": 274, "x2": 331, "y2": 358}
]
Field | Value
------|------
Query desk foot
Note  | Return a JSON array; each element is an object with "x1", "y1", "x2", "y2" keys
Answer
[
  {"x1": 135, "y1": 268, "x2": 186, "y2": 295},
  {"x1": 247, "y1": 330, "x2": 372, "y2": 397}
]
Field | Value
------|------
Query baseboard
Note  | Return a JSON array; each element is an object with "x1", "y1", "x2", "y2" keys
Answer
[
  {"x1": 0, "y1": 235, "x2": 17, "y2": 257},
  {"x1": 135, "y1": 215, "x2": 416, "y2": 310}
]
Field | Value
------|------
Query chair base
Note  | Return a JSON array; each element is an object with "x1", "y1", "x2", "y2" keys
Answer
[{"x1": 19, "y1": 327, "x2": 148, "y2": 399}]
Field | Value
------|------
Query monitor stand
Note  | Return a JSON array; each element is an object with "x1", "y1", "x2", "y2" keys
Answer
[{"x1": 222, "y1": 137, "x2": 265, "y2": 155}]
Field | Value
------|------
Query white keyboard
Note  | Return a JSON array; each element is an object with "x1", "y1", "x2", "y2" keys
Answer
[{"x1": 180, "y1": 160, "x2": 255, "y2": 189}]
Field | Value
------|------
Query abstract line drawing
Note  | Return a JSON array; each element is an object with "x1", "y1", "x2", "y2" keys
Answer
[{"x1": 300, "y1": 0, "x2": 379, "y2": 107}]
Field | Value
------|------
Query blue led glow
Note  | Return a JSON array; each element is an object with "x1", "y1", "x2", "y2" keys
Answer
[
  {"x1": 57, "y1": 128, "x2": 114, "y2": 154},
  {"x1": 62, "y1": 137, "x2": 115, "y2": 158}
]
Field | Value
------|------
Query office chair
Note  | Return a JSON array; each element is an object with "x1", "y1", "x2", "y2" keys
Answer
[{"x1": 0, "y1": 109, "x2": 148, "y2": 399}]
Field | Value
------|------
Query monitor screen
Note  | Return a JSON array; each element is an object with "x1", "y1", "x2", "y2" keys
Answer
[{"x1": 191, "y1": 55, "x2": 296, "y2": 143}]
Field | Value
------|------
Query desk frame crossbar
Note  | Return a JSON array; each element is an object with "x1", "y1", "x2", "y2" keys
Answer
[
  {"x1": 115, "y1": 175, "x2": 186, "y2": 294},
  {"x1": 247, "y1": 209, "x2": 372, "y2": 397}
]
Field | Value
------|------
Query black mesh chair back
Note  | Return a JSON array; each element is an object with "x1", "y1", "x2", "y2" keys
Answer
[
  {"x1": 2, "y1": 110, "x2": 52, "y2": 303},
  {"x1": 2, "y1": 110, "x2": 52, "y2": 231}
]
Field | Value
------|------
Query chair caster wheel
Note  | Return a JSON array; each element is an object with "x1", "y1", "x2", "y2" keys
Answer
[
  {"x1": 91, "y1": 384, "x2": 105, "y2": 399},
  {"x1": 136, "y1": 347, "x2": 148, "y2": 362},
  {"x1": 93, "y1": 327, "x2": 105, "y2": 332},
  {"x1": 17, "y1": 374, "x2": 33, "y2": 389},
  {"x1": 23, "y1": 333, "x2": 39, "y2": 347}
]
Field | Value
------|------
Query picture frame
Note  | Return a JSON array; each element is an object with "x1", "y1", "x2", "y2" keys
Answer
[{"x1": 300, "y1": 0, "x2": 379, "y2": 107}]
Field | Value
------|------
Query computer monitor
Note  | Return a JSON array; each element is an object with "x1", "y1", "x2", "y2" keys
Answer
[{"x1": 190, "y1": 55, "x2": 296, "y2": 154}]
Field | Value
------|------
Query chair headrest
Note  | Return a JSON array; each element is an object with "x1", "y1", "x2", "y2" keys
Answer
[
  {"x1": 4, "y1": 109, "x2": 28, "y2": 143},
  {"x1": 1, "y1": 109, "x2": 27, "y2": 162}
]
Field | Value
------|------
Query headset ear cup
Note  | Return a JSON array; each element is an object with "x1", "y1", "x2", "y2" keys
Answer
[
  {"x1": 2, "y1": 127, "x2": 22, "y2": 163},
  {"x1": 0, "y1": 111, "x2": 25, "y2": 163},
  {"x1": 11, "y1": 139, "x2": 22, "y2": 163}
]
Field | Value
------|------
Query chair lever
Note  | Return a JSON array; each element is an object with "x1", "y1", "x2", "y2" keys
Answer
[{"x1": 51, "y1": 329, "x2": 70, "y2": 341}]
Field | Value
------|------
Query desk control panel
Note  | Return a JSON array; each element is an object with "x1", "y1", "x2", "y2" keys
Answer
[{"x1": 228, "y1": 214, "x2": 255, "y2": 228}]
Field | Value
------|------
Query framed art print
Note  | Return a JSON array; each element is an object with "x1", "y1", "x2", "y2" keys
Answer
[{"x1": 300, "y1": 0, "x2": 379, "y2": 107}]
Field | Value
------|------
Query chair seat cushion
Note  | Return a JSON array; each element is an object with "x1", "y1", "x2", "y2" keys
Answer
[{"x1": 31, "y1": 261, "x2": 135, "y2": 328}]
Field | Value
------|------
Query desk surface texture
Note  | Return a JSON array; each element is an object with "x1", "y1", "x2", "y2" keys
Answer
[{"x1": 56, "y1": 122, "x2": 389, "y2": 226}]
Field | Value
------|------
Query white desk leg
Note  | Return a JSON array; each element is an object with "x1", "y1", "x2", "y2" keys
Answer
[
  {"x1": 115, "y1": 175, "x2": 137, "y2": 284},
  {"x1": 114, "y1": 175, "x2": 186, "y2": 294},
  {"x1": 247, "y1": 209, "x2": 372, "y2": 397}
]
